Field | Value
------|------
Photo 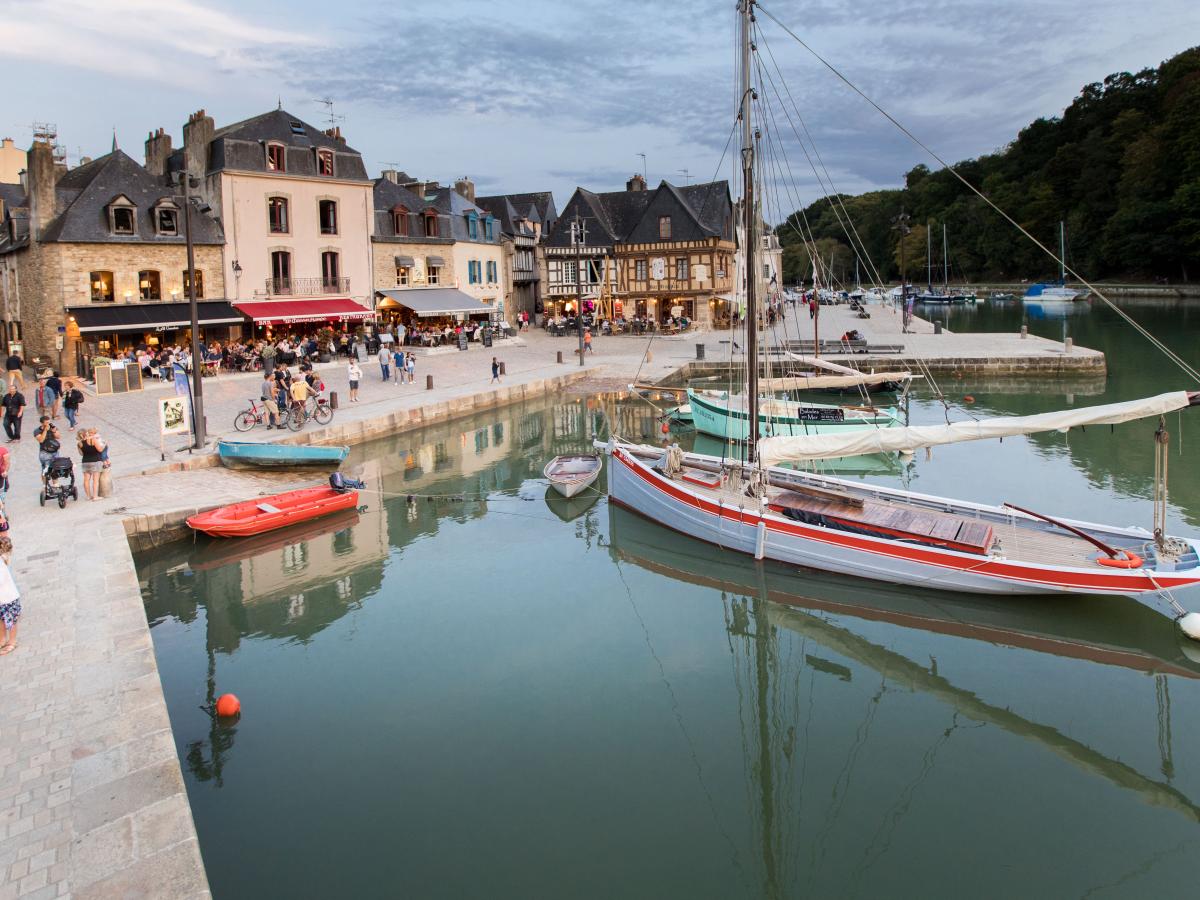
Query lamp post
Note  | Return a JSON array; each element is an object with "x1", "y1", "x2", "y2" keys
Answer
[
  {"x1": 179, "y1": 161, "x2": 206, "y2": 449},
  {"x1": 573, "y1": 213, "x2": 587, "y2": 367}
]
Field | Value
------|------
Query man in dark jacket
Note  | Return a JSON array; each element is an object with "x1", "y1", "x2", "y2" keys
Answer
[
  {"x1": 4, "y1": 353, "x2": 23, "y2": 390},
  {"x1": 1, "y1": 383, "x2": 25, "y2": 442}
]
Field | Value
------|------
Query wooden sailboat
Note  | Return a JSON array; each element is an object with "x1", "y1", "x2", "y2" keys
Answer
[
  {"x1": 687, "y1": 388, "x2": 900, "y2": 441},
  {"x1": 595, "y1": 1, "x2": 1200, "y2": 633}
]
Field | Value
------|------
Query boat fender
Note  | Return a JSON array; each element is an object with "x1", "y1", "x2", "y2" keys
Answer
[
  {"x1": 1096, "y1": 550, "x2": 1144, "y2": 569},
  {"x1": 755, "y1": 520, "x2": 767, "y2": 560},
  {"x1": 1178, "y1": 613, "x2": 1200, "y2": 642}
]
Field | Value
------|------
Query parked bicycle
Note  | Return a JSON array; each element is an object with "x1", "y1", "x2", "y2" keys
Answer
[
  {"x1": 286, "y1": 394, "x2": 333, "y2": 431},
  {"x1": 233, "y1": 398, "x2": 273, "y2": 431}
]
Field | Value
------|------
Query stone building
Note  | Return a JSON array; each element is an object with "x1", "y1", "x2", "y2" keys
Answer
[
  {"x1": 166, "y1": 108, "x2": 375, "y2": 333},
  {"x1": 0, "y1": 139, "x2": 227, "y2": 374},
  {"x1": 474, "y1": 191, "x2": 557, "y2": 324},
  {"x1": 543, "y1": 174, "x2": 734, "y2": 327}
]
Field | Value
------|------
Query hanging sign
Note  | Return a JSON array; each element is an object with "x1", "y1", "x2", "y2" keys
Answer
[{"x1": 651, "y1": 257, "x2": 666, "y2": 281}]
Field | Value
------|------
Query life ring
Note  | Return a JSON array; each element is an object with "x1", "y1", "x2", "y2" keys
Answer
[{"x1": 1096, "y1": 550, "x2": 1144, "y2": 569}]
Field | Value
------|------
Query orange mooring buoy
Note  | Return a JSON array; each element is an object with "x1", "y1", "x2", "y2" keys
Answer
[
  {"x1": 215, "y1": 693, "x2": 241, "y2": 718},
  {"x1": 963, "y1": 395, "x2": 975, "y2": 404},
  {"x1": 661, "y1": 421, "x2": 670, "y2": 434}
]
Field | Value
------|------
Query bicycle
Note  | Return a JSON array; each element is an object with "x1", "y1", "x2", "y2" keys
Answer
[
  {"x1": 285, "y1": 394, "x2": 333, "y2": 431},
  {"x1": 234, "y1": 398, "x2": 274, "y2": 431}
]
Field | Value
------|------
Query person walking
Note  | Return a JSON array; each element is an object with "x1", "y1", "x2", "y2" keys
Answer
[
  {"x1": 392, "y1": 346, "x2": 404, "y2": 384},
  {"x1": 584, "y1": 329, "x2": 594, "y2": 354},
  {"x1": 0, "y1": 539, "x2": 20, "y2": 656},
  {"x1": 43, "y1": 371, "x2": 63, "y2": 419},
  {"x1": 406, "y1": 352, "x2": 415, "y2": 384},
  {"x1": 4, "y1": 351, "x2": 23, "y2": 391},
  {"x1": 348, "y1": 360, "x2": 362, "y2": 403},
  {"x1": 491, "y1": 356, "x2": 501, "y2": 384},
  {"x1": 34, "y1": 416, "x2": 61, "y2": 474},
  {"x1": 2, "y1": 383, "x2": 25, "y2": 443},
  {"x1": 379, "y1": 349, "x2": 391, "y2": 382},
  {"x1": 261, "y1": 372, "x2": 281, "y2": 428},
  {"x1": 77, "y1": 428, "x2": 105, "y2": 500},
  {"x1": 62, "y1": 379, "x2": 84, "y2": 430}
]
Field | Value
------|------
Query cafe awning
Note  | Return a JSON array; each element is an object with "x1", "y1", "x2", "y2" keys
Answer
[
  {"x1": 68, "y1": 301, "x2": 243, "y2": 334},
  {"x1": 233, "y1": 298, "x2": 373, "y2": 325},
  {"x1": 375, "y1": 288, "x2": 491, "y2": 318},
  {"x1": 425, "y1": 256, "x2": 446, "y2": 267},
  {"x1": 394, "y1": 255, "x2": 415, "y2": 267}
]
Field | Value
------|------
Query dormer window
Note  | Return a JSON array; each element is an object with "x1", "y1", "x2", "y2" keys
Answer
[
  {"x1": 266, "y1": 143, "x2": 286, "y2": 172},
  {"x1": 423, "y1": 210, "x2": 439, "y2": 238},
  {"x1": 154, "y1": 201, "x2": 179, "y2": 236},
  {"x1": 466, "y1": 211, "x2": 478, "y2": 240},
  {"x1": 485, "y1": 217, "x2": 495, "y2": 241},
  {"x1": 393, "y1": 206, "x2": 409, "y2": 237},
  {"x1": 658, "y1": 216, "x2": 671, "y2": 239},
  {"x1": 108, "y1": 197, "x2": 137, "y2": 235},
  {"x1": 290, "y1": 121, "x2": 305, "y2": 135},
  {"x1": 317, "y1": 150, "x2": 334, "y2": 177}
]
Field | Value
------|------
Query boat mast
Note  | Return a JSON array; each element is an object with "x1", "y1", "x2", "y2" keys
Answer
[
  {"x1": 943, "y1": 223, "x2": 949, "y2": 291},
  {"x1": 740, "y1": 0, "x2": 760, "y2": 460},
  {"x1": 926, "y1": 221, "x2": 932, "y2": 292},
  {"x1": 1059, "y1": 220, "x2": 1066, "y2": 285}
]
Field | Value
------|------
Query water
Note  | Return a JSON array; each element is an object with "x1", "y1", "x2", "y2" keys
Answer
[{"x1": 137, "y1": 299, "x2": 1200, "y2": 899}]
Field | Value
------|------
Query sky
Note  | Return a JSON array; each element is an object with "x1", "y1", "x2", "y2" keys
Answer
[{"x1": 3, "y1": 0, "x2": 1197, "y2": 216}]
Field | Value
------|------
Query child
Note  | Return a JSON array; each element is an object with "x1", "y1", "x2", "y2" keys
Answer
[
  {"x1": 348, "y1": 360, "x2": 362, "y2": 403},
  {"x1": 406, "y1": 352, "x2": 415, "y2": 384},
  {"x1": 0, "y1": 535, "x2": 18, "y2": 656}
]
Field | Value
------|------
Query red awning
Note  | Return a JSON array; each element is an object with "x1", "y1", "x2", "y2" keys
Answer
[{"x1": 234, "y1": 298, "x2": 373, "y2": 325}]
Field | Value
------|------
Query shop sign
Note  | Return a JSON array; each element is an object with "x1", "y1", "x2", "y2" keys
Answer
[
  {"x1": 158, "y1": 396, "x2": 189, "y2": 435},
  {"x1": 651, "y1": 257, "x2": 667, "y2": 281}
]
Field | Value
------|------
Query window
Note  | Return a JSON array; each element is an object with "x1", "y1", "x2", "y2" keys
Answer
[
  {"x1": 90, "y1": 271, "x2": 114, "y2": 302},
  {"x1": 111, "y1": 206, "x2": 135, "y2": 235},
  {"x1": 268, "y1": 197, "x2": 289, "y2": 233},
  {"x1": 182, "y1": 269, "x2": 204, "y2": 298},
  {"x1": 486, "y1": 260, "x2": 497, "y2": 283},
  {"x1": 485, "y1": 218, "x2": 494, "y2": 240},
  {"x1": 396, "y1": 266, "x2": 409, "y2": 286},
  {"x1": 316, "y1": 150, "x2": 334, "y2": 176},
  {"x1": 319, "y1": 199, "x2": 338, "y2": 235},
  {"x1": 266, "y1": 143, "x2": 286, "y2": 172},
  {"x1": 138, "y1": 270, "x2": 161, "y2": 301},
  {"x1": 563, "y1": 259, "x2": 577, "y2": 285},
  {"x1": 289, "y1": 120, "x2": 305, "y2": 135},
  {"x1": 426, "y1": 263, "x2": 440, "y2": 285},
  {"x1": 675, "y1": 257, "x2": 688, "y2": 280},
  {"x1": 762, "y1": 262, "x2": 771, "y2": 278},
  {"x1": 659, "y1": 216, "x2": 671, "y2": 239},
  {"x1": 585, "y1": 259, "x2": 602, "y2": 283},
  {"x1": 467, "y1": 212, "x2": 478, "y2": 240},
  {"x1": 393, "y1": 206, "x2": 409, "y2": 236},
  {"x1": 423, "y1": 211, "x2": 439, "y2": 238},
  {"x1": 155, "y1": 207, "x2": 177, "y2": 236},
  {"x1": 271, "y1": 251, "x2": 291, "y2": 292},
  {"x1": 467, "y1": 260, "x2": 479, "y2": 285},
  {"x1": 321, "y1": 251, "x2": 340, "y2": 290},
  {"x1": 635, "y1": 259, "x2": 647, "y2": 281}
]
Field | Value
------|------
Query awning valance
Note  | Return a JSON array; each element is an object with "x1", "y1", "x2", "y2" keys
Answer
[
  {"x1": 394, "y1": 255, "x2": 415, "y2": 267},
  {"x1": 375, "y1": 288, "x2": 492, "y2": 318},
  {"x1": 234, "y1": 298, "x2": 373, "y2": 325},
  {"x1": 426, "y1": 256, "x2": 446, "y2": 267},
  {"x1": 68, "y1": 301, "x2": 242, "y2": 334}
]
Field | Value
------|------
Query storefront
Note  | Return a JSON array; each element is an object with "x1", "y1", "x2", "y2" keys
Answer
[
  {"x1": 233, "y1": 297, "x2": 374, "y2": 337},
  {"x1": 66, "y1": 301, "x2": 245, "y2": 376},
  {"x1": 374, "y1": 288, "x2": 495, "y2": 337}
]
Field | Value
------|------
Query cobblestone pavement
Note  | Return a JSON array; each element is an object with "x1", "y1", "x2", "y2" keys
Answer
[{"x1": 1, "y1": 304, "x2": 1085, "y2": 897}]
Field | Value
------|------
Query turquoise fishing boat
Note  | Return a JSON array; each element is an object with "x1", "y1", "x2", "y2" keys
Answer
[
  {"x1": 687, "y1": 388, "x2": 900, "y2": 443},
  {"x1": 217, "y1": 440, "x2": 350, "y2": 468}
]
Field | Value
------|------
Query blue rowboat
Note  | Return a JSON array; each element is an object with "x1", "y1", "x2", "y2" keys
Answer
[{"x1": 217, "y1": 440, "x2": 349, "y2": 468}]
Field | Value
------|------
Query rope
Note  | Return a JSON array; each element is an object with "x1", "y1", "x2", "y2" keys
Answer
[{"x1": 755, "y1": 1, "x2": 1200, "y2": 387}]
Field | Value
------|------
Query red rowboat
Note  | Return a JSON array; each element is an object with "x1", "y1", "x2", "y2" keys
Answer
[{"x1": 187, "y1": 486, "x2": 359, "y2": 538}]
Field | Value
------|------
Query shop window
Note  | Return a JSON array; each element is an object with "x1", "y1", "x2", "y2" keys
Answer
[
  {"x1": 138, "y1": 270, "x2": 161, "y2": 301},
  {"x1": 266, "y1": 143, "x2": 286, "y2": 172},
  {"x1": 658, "y1": 215, "x2": 671, "y2": 239},
  {"x1": 675, "y1": 257, "x2": 688, "y2": 280},
  {"x1": 268, "y1": 197, "x2": 289, "y2": 234},
  {"x1": 182, "y1": 269, "x2": 204, "y2": 299},
  {"x1": 90, "y1": 271, "x2": 114, "y2": 302},
  {"x1": 319, "y1": 199, "x2": 338, "y2": 235},
  {"x1": 393, "y1": 206, "x2": 409, "y2": 236},
  {"x1": 271, "y1": 251, "x2": 291, "y2": 293},
  {"x1": 155, "y1": 206, "x2": 178, "y2": 236},
  {"x1": 396, "y1": 266, "x2": 409, "y2": 286},
  {"x1": 426, "y1": 264, "x2": 440, "y2": 286},
  {"x1": 317, "y1": 150, "x2": 334, "y2": 177},
  {"x1": 110, "y1": 205, "x2": 136, "y2": 235},
  {"x1": 423, "y1": 211, "x2": 439, "y2": 238},
  {"x1": 635, "y1": 259, "x2": 647, "y2": 281},
  {"x1": 321, "y1": 251, "x2": 340, "y2": 289}
]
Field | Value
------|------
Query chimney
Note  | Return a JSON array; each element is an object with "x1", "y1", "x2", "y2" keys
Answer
[
  {"x1": 181, "y1": 108, "x2": 214, "y2": 184},
  {"x1": 79, "y1": 156, "x2": 92, "y2": 167},
  {"x1": 454, "y1": 176, "x2": 475, "y2": 203},
  {"x1": 324, "y1": 126, "x2": 347, "y2": 146},
  {"x1": 626, "y1": 173, "x2": 646, "y2": 192},
  {"x1": 28, "y1": 139, "x2": 58, "y2": 238},
  {"x1": 145, "y1": 127, "x2": 173, "y2": 177},
  {"x1": 381, "y1": 169, "x2": 398, "y2": 184}
]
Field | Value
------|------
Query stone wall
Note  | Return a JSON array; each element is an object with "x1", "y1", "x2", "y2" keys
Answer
[{"x1": 370, "y1": 239, "x2": 457, "y2": 293}]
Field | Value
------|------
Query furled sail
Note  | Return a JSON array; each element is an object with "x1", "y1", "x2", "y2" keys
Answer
[
  {"x1": 784, "y1": 352, "x2": 859, "y2": 375},
  {"x1": 758, "y1": 391, "x2": 1195, "y2": 467},
  {"x1": 761, "y1": 371, "x2": 913, "y2": 391}
]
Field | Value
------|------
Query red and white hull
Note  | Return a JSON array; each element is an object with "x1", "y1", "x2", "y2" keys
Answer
[{"x1": 605, "y1": 444, "x2": 1200, "y2": 601}]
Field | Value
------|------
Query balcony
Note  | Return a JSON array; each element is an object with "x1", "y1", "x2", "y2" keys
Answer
[{"x1": 265, "y1": 276, "x2": 351, "y2": 297}]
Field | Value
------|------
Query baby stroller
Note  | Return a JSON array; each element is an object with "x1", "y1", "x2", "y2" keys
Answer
[{"x1": 41, "y1": 456, "x2": 78, "y2": 509}]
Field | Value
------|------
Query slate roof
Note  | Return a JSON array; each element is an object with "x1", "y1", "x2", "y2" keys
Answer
[
  {"x1": 371, "y1": 177, "x2": 451, "y2": 244},
  {"x1": 0, "y1": 183, "x2": 29, "y2": 254},
  {"x1": 190, "y1": 109, "x2": 370, "y2": 182},
  {"x1": 543, "y1": 179, "x2": 731, "y2": 250},
  {"x1": 37, "y1": 150, "x2": 224, "y2": 245},
  {"x1": 475, "y1": 191, "x2": 558, "y2": 237}
]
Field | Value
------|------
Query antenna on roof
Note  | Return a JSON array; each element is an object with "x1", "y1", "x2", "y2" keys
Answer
[
  {"x1": 677, "y1": 168, "x2": 691, "y2": 185},
  {"x1": 636, "y1": 152, "x2": 647, "y2": 181},
  {"x1": 313, "y1": 97, "x2": 345, "y2": 131}
]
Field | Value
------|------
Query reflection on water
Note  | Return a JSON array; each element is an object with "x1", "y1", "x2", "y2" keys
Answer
[{"x1": 138, "y1": 306, "x2": 1200, "y2": 896}]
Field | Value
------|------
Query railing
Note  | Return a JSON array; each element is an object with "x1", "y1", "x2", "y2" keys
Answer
[{"x1": 265, "y1": 276, "x2": 351, "y2": 296}]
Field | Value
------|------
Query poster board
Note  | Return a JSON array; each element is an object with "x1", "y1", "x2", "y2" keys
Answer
[{"x1": 158, "y1": 396, "x2": 189, "y2": 435}]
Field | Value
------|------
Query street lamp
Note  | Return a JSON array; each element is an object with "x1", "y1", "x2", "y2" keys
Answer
[{"x1": 175, "y1": 160, "x2": 206, "y2": 449}]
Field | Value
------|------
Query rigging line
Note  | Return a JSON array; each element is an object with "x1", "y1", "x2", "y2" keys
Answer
[
  {"x1": 613, "y1": 560, "x2": 753, "y2": 898},
  {"x1": 755, "y1": 1, "x2": 1200, "y2": 387},
  {"x1": 757, "y1": 25, "x2": 889, "y2": 294}
]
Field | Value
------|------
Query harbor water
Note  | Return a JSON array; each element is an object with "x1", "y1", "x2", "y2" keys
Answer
[{"x1": 137, "y1": 298, "x2": 1200, "y2": 898}]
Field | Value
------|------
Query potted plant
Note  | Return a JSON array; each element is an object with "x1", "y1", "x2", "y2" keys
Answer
[{"x1": 317, "y1": 326, "x2": 335, "y2": 363}]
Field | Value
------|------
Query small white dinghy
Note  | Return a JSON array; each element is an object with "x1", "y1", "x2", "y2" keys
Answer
[{"x1": 544, "y1": 454, "x2": 602, "y2": 499}]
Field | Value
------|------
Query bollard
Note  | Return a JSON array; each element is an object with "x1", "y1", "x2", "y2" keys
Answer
[
  {"x1": 329, "y1": 391, "x2": 338, "y2": 409},
  {"x1": 557, "y1": 351, "x2": 563, "y2": 364},
  {"x1": 647, "y1": 350, "x2": 653, "y2": 363},
  {"x1": 1064, "y1": 337, "x2": 1073, "y2": 353},
  {"x1": 499, "y1": 362, "x2": 506, "y2": 376},
  {"x1": 1020, "y1": 325, "x2": 1028, "y2": 339},
  {"x1": 696, "y1": 343, "x2": 706, "y2": 360},
  {"x1": 933, "y1": 322, "x2": 942, "y2": 335},
  {"x1": 426, "y1": 374, "x2": 434, "y2": 390}
]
